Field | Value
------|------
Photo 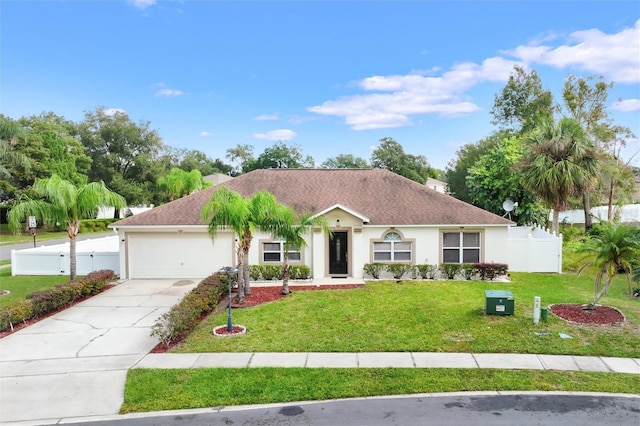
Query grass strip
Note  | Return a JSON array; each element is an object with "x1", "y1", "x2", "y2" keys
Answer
[{"x1": 121, "y1": 367, "x2": 640, "y2": 413}]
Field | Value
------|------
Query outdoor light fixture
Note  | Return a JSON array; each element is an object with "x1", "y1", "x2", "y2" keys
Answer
[
  {"x1": 219, "y1": 266, "x2": 238, "y2": 332},
  {"x1": 336, "y1": 219, "x2": 340, "y2": 228}
]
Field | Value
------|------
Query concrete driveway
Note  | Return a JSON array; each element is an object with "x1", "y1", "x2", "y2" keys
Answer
[{"x1": 0, "y1": 279, "x2": 198, "y2": 425}]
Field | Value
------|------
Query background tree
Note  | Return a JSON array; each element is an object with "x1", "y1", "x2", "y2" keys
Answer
[
  {"x1": 0, "y1": 115, "x2": 30, "y2": 180},
  {"x1": 7, "y1": 174, "x2": 125, "y2": 280},
  {"x1": 78, "y1": 107, "x2": 166, "y2": 206},
  {"x1": 445, "y1": 132, "x2": 506, "y2": 202},
  {"x1": 201, "y1": 187, "x2": 282, "y2": 303},
  {"x1": 320, "y1": 154, "x2": 370, "y2": 169},
  {"x1": 370, "y1": 137, "x2": 437, "y2": 184},
  {"x1": 490, "y1": 65, "x2": 556, "y2": 134},
  {"x1": 466, "y1": 136, "x2": 546, "y2": 225},
  {"x1": 520, "y1": 117, "x2": 599, "y2": 235},
  {"x1": 226, "y1": 144, "x2": 255, "y2": 176},
  {"x1": 174, "y1": 148, "x2": 232, "y2": 177},
  {"x1": 156, "y1": 168, "x2": 210, "y2": 202},
  {"x1": 243, "y1": 141, "x2": 314, "y2": 172}
]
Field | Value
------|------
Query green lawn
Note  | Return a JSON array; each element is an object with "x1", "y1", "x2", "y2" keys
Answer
[
  {"x1": 173, "y1": 273, "x2": 640, "y2": 357},
  {"x1": 0, "y1": 223, "x2": 69, "y2": 245},
  {"x1": 0, "y1": 267, "x2": 71, "y2": 306},
  {"x1": 122, "y1": 368, "x2": 640, "y2": 414}
]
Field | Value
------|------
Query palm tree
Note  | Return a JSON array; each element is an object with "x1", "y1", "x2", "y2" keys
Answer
[
  {"x1": 156, "y1": 168, "x2": 209, "y2": 201},
  {"x1": 7, "y1": 174, "x2": 126, "y2": 280},
  {"x1": 200, "y1": 187, "x2": 281, "y2": 303},
  {"x1": 0, "y1": 116, "x2": 30, "y2": 179},
  {"x1": 579, "y1": 222, "x2": 640, "y2": 305},
  {"x1": 267, "y1": 206, "x2": 331, "y2": 295},
  {"x1": 520, "y1": 117, "x2": 599, "y2": 235}
]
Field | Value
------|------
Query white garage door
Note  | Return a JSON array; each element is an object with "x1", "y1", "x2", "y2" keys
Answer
[{"x1": 127, "y1": 233, "x2": 234, "y2": 279}]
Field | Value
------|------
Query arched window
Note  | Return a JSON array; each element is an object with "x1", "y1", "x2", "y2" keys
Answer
[{"x1": 373, "y1": 231, "x2": 412, "y2": 262}]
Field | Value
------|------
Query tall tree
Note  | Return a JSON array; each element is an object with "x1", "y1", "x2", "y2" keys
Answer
[
  {"x1": 579, "y1": 222, "x2": 640, "y2": 305},
  {"x1": 7, "y1": 174, "x2": 125, "y2": 280},
  {"x1": 243, "y1": 141, "x2": 314, "y2": 172},
  {"x1": 320, "y1": 154, "x2": 370, "y2": 169},
  {"x1": 156, "y1": 168, "x2": 209, "y2": 202},
  {"x1": 466, "y1": 137, "x2": 546, "y2": 225},
  {"x1": 175, "y1": 148, "x2": 232, "y2": 177},
  {"x1": 0, "y1": 115, "x2": 30, "y2": 180},
  {"x1": 201, "y1": 187, "x2": 281, "y2": 303},
  {"x1": 78, "y1": 107, "x2": 166, "y2": 205},
  {"x1": 445, "y1": 132, "x2": 507, "y2": 203},
  {"x1": 226, "y1": 144, "x2": 254, "y2": 176},
  {"x1": 562, "y1": 75, "x2": 614, "y2": 231},
  {"x1": 370, "y1": 137, "x2": 437, "y2": 184},
  {"x1": 491, "y1": 66, "x2": 556, "y2": 135},
  {"x1": 267, "y1": 206, "x2": 331, "y2": 295},
  {"x1": 519, "y1": 118, "x2": 599, "y2": 235}
]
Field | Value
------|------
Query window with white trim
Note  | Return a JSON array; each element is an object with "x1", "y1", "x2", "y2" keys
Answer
[
  {"x1": 262, "y1": 241, "x2": 301, "y2": 263},
  {"x1": 373, "y1": 232, "x2": 412, "y2": 262},
  {"x1": 442, "y1": 232, "x2": 480, "y2": 263}
]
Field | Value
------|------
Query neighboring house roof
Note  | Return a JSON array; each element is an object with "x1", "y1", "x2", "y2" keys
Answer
[
  {"x1": 113, "y1": 169, "x2": 513, "y2": 227},
  {"x1": 425, "y1": 177, "x2": 447, "y2": 193},
  {"x1": 203, "y1": 173, "x2": 234, "y2": 185}
]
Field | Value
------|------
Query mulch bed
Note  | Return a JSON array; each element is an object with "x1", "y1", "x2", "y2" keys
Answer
[
  {"x1": 549, "y1": 303, "x2": 625, "y2": 325},
  {"x1": 0, "y1": 284, "x2": 115, "y2": 339}
]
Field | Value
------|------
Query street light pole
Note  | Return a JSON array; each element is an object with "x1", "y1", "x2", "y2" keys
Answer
[{"x1": 220, "y1": 266, "x2": 238, "y2": 332}]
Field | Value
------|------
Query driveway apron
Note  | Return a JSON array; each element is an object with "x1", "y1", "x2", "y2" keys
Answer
[{"x1": 0, "y1": 279, "x2": 197, "y2": 425}]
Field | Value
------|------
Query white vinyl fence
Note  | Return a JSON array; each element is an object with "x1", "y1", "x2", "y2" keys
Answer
[
  {"x1": 11, "y1": 236, "x2": 120, "y2": 276},
  {"x1": 506, "y1": 226, "x2": 562, "y2": 273}
]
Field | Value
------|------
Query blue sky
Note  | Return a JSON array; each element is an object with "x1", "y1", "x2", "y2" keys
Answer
[{"x1": 2, "y1": 0, "x2": 639, "y2": 170}]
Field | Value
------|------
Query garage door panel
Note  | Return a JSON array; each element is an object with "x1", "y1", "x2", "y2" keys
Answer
[{"x1": 128, "y1": 233, "x2": 233, "y2": 279}]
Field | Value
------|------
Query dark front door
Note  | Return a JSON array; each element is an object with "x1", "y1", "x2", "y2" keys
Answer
[{"x1": 329, "y1": 231, "x2": 348, "y2": 275}]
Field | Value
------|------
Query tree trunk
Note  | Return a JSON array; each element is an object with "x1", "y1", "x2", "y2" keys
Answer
[
  {"x1": 552, "y1": 208, "x2": 560, "y2": 236},
  {"x1": 592, "y1": 271, "x2": 612, "y2": 306},
  {"x1": 243, "y1": 262, "x2": 251, "y2": 296},
  {"x1": 582, "y1": 192, "x2": 592, "y2": 232},
  {"x1": 235, "y1": 248, "x2": 245, "y2": 304},
  {"x1": 68, "y1": 221, "x2": 80, "y2": 281},
  {"x1": 281, "y1": 253, "x2": 290, "y2": 295},
  {"x1": 607, "y1": 177, "x2": 615, "y2": 221}
]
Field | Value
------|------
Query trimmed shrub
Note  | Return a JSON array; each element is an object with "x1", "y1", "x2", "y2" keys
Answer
[
  {"x1": 249, "y1": 265, "x2": 262, "y2": 281},
  {"x1": 0, "y1": 299, "x2": 34, "y2": 331},
  {"x1": 414, "y1": 264, "x2": 438, "y2": 279},
  {"x1": 475, "y1": 263, "x2": 509, "y2": 281},
  {"x1": 289, "y1": 265, "x2": 311, "y2": 280},
  {"x1": 261, "y1": 265, "x2": 282, "y2": 280},
  {"x1": 439, "y1": 263, "x2": 462, "y2": 280},
  {"x1": 460, "y1": 263, "x2": 476, "y2": 280},
  {"x1": 150, "y1": 272, "x2": 227, "y2": 348},
  {"x1": 79, "y1": 218, "x2": 118, "y2": 233},
  {"x1": 385, "y1": 263, "x2": 412, "y2": 279},
  {"x1": 363, "y1": 263, "x2": 385, "y2": 279},
  {"x1": 1, "y1": 269, "x2": 116, "y2": 332}
]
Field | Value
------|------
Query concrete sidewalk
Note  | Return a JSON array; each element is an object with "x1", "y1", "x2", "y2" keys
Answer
[{"x1": 135, "y1": 352, "x2": 640, "y2": 374}]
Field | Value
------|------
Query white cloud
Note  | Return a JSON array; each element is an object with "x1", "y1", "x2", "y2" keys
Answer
[
  {"x1": 309, "y1": 20, "x2": 640, "y2": 131},
  {"x1": 200, "y1": 131, "x2": 213, "y2": 137},
  {"x1": 252, "y1": 129, "x2": 297, "y2": 141},
  {"x1": 254, "y1": 114, "x2": 280, "y2": 121},
  {"x1": 154, "y1": 88, "x2": 184, "y2": 98},
  {"x1": 104, "y1": 108, "x2": 126, "y2": 116},
  {"x1": 309, "y1": 57, "x2": 519, "y2": 130},
  {"x1": 129, "y1": 0, "x2": 157, "y2": 9},
  {"x1": 505, "y1": 19, "x2": 640, "y2": 83},
  {"x1": 612, "y1": 99, "x2": 640, "y2": 112}
]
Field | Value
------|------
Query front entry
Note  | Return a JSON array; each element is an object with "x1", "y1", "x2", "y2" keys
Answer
[{"x1": 329, "y1": 231, "x2": 348, "y2": 275}]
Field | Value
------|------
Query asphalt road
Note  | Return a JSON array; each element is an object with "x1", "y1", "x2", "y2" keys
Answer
[
  {"x1": 63, "y1": 394, "x2": 640, "y2": 426},
  {"x1": 0, "y1": 231, "x2": 114, "y2": 261}
]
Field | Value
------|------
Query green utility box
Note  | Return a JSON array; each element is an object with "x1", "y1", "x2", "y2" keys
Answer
[{"x1": 484, "y1": 290, "x2": 514, "y2": 315}]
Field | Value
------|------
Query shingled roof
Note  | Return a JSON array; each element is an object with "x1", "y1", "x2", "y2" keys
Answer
[{"x1": 113, "y1": 169, "x2": 513, "y2": 227}]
